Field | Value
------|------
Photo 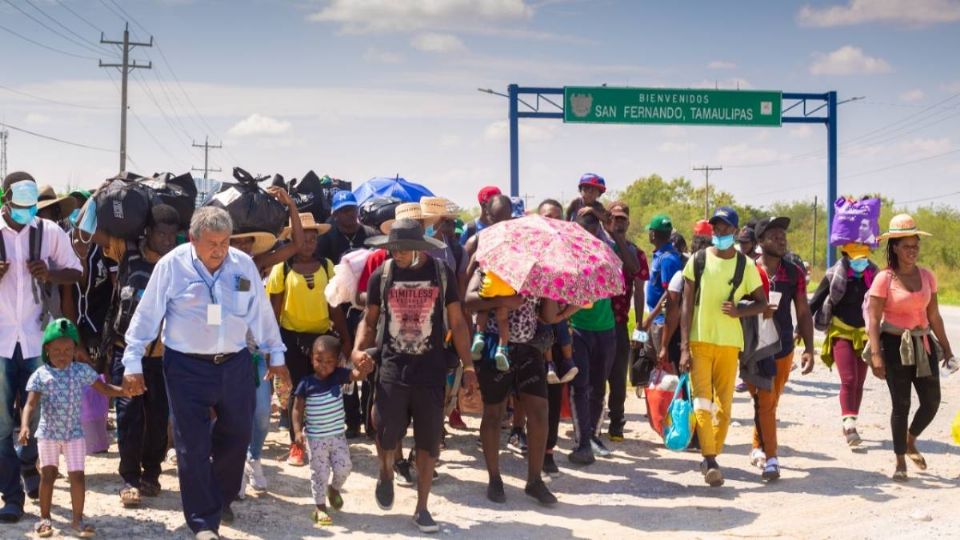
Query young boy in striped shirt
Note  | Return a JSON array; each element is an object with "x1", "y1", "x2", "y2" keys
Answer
[{"x1": 293, "y1": 336, "x2": 373, "y2": 525}]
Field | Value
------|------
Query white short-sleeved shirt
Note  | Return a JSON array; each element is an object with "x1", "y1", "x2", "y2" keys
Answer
[{"x1": 668, "y1": 271, "x2": 684, "y2": 294}]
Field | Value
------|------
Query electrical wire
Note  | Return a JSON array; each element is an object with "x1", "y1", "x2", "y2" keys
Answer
[
  {"x1": 23, "y1": 0, "x2": 116, "y2": 56},
  {"x1": 0, "y1": 22, "x2": 98, "y2": 60},
  {"x1": 2, "y1": 0, "x2": 113, "y2": 57},
  {"x1": 0, "y1": 121, "x2": 113, "y2": 152},
  {"x1": 0, "y1": 83, "x2": 115, "y2": 110}
]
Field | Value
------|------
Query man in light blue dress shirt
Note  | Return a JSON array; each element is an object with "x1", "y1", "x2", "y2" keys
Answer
[{"x1": 121, "y1": 207, "x2": 289, "y2": 540}]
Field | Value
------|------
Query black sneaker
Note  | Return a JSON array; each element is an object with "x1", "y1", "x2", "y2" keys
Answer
[
  {"x1": 524, "y1": 479, "x2": 558, "y2": 506},
  {"x1": 568, "y1": 445, "x2": 595, "y2": 465},
  {"x1": 394, "y1": 459, "x2": 415, "y2": 487},
  {"x1": 542, "y1": 453, "x2": 560, "y2": 477},
  {"x1": 413, "y1": 509, "x2": 440, "y2": 533},
  {"x1": 345, "y1": 425, "x2": 361, "y2": 439},
  {"x1": 487, "y1": 476, "x2": 506, "y2": 503},
  {"x1": 375, "y1": 478, "x2": 394, "y2": 510},
  {"x1": 221, "y1": 504, "x2": 234, "y2": 524}
]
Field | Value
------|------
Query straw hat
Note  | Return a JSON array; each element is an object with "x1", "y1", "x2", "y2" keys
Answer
[
  {"x1": 282, "y1": 212, "x2": 331, "y2": 239},
  {"x1": 366, "y1": 218, "x2": 446, "y2": 252},
  {"x1": 37, "y1": 185, "x2": 79, "y2": 215},
  {"x1": 231, "y1": 231, "x2": 277, "y2": 256},
  {"x1": 878, "y1": 214, "x2": 931, "y2": 241},
  {"x1": 420, "y1": 196, "x2": 457, "y2": 221},
  {"x1": 379, "y1": 202, "x2": 440, "y2": 234}
]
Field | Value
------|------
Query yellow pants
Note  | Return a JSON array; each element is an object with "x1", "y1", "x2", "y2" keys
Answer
[{"x1": 689, "y1": 342, "x2": 741, "y2": 457}]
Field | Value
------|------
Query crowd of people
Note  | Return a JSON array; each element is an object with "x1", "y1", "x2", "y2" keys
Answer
[{"x1": 0, "y1": 170, "x2": 955, "y2": 539}]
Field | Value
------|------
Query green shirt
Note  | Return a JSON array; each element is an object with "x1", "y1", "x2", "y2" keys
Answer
[
  {"x1": 681, "y1": 250, "x2": 763, "y2": 350},
  {"x1": 570, "y1": 298, "x2": 615, "y2": 332}
]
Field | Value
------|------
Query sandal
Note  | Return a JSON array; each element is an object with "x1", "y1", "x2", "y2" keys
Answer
[
  {"x1": 312, "y1": 509, "x2": 333, "y2": 526},
  {"x1": 906, "y1": 451, "x2": 928, "y2": 471},
  {"x1": 139, "y1": 481, "x2": 161, "y2": 497},
  {"x1": 327, "y1": 487, "x2": 344, "y2": 510},
  {"x1": 892, "y1": 469, "x2": 909, "y2": 482},
  {"x1": 120, "y1": 485, "x2": 141, "y2": 508},
  {"x1": 71, "y1": 521, "x2": 96, "y2": 538},
  {"x1": 35, "y1": 518, "x2": 54, "y2": 538}
]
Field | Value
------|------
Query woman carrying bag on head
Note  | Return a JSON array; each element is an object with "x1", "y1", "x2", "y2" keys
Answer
[
  {"x1": 809, "y1": 242, "x2": 878, "y2": 447},
  {"x1": 865, "y1": 214, "x2": 955, "y2": 481}
]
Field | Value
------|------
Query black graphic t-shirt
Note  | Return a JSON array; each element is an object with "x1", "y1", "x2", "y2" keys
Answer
[{"x1": 367, "y1": 256, "x2": 459, "y2": 387}]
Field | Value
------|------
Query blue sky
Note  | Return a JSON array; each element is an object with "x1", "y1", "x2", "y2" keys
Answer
[{"x1": 1, "y1": 0, "x2": 959, "y2": 210}]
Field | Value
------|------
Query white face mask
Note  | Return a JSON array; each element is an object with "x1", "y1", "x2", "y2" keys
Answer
[{"x1": 412, "y1": 253, "x2": 420, "y2": 267}]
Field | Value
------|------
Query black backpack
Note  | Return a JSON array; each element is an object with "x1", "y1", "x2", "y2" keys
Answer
[
  {"x1": 0, "y1": 220, "x2": 55, "y2": 325},
  {"x1": 110, "y1": 244, "x2": 156, "y2": 342}
]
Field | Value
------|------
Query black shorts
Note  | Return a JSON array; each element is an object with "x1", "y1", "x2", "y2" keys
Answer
[
  {"x1": 373, "y1": 381, "x2": 444, "y2": 458},
  {"x1": 477, "y1": 341, "x2": 548, "y2": 405}
]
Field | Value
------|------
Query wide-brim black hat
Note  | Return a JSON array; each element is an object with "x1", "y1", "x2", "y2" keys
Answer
[{"x1": 365, "y1": 218, "x2": 446, "y2": 252}]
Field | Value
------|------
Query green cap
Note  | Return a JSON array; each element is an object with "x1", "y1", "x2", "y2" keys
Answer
[
  {"x1": 646, "y1": 214, "x2": 673, "y2": 233},
  {"x1": 42, "y1": 318, "x2": 80, "y2": 364}
]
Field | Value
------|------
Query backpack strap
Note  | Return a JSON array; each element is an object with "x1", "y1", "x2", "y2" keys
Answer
[
  {"x1": 693, "y1": 249, "x2": 707, "y2": 306},
  {"x1": 29, "y1": 219, "x2": 44, "y2": 261},
  {"x1": 728, "y1": 252, "x2": 747, "y2": 302},
  {"x1": 432, "y1": 256, "x2": 450, "y2": 339},
  {"x1": 375, "y1": 259, "x2": 394, "y2": 351}
]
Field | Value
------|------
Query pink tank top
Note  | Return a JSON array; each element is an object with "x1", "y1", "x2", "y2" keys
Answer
[{"x1": 869, "y1": 268, "x2": 937, "y2": 330}]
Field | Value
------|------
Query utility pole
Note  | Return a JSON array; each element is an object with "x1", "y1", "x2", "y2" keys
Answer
[
  {"x1": 100, "y1": 23, "x2": 152, "y2": 173},
  {"x1": 693, "y1": 164, "x2": 722, "y2": 219},
  {"x1": 192, "y1": 136, "x2": 222, "y2": 201},
  {"x1": 0, "y1": 128, "x2": 8, "y2": 179},
  {"x1": 812, "y1": 196, "x2": 819, "y2": 269}
]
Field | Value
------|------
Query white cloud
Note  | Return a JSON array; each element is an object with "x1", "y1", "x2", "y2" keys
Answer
[
  {"x1": 657, "y1": 141, "x2": 696, "y2": 153},
  {"x1": 309, "y1": 0, "x2": 534, "y2": 33},
  {"x1": 362, "y1": 47, "x2": 404, "y2": 64},
  {"x1": 411, "y1": 32, "x2": 466, "y2": 53},
  {"x1": 899, "y1": 89, "x2": 926, "y2": 102},
  {"x1": 716, "y1": 143, "x2": 787, "y2": 167},
  {"x1": 689, "y1": 78, "x2": 752, "y2": 90},
  {"x1": 708, "y1": 60, "x2": 736, "y2": 70},
  {"x1": 941, "y1": 81, "x2": 960, "y2": 93},
  {"x1": 809, "y1": 46, "x2": 892, "y2": 75},
  {"x1": 25, "y1": 113, "x2": 52, "y2": 126},
  {"x1": 797, "y1": 0, "x2": 960, "y2": 27},
  {"x1": 439, "y1": 134, "x2": 462, "y2": 148},
  {"x1": 899, "y1": 137, "x2": 952, "y2": 157},
  {"x1": 789, "y1": 125, "x2": 815, "y2": 139},
  {"x1": 228, "y1": 114, "x2": 292, "y2": 137},
  {"x1": 484, "y1": 120, "x2": 556, "y2": 143}
]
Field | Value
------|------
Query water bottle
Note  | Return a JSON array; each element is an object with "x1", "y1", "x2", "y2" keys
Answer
[{"x1": 941, "y1": 356, "x2": 959, "y2": 378}]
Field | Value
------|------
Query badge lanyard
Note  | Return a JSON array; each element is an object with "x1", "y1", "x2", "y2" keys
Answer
[{"x1": 191, "y1": 256, "x2": 222, "y2": 304}]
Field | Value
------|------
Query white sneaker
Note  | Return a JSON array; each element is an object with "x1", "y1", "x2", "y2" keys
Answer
[
  {"x1": 237, "y1": 467, "x2": 248, "y2": 500},
  {"x1": 166, "y1": 448, "x2": 178, "y2": 464},
  {"x1": 750, "y1": 448, "x2": 767, "y2": 470},
  {"x1": 247, "y1": 458, "x2": 268, "y2": 492}
]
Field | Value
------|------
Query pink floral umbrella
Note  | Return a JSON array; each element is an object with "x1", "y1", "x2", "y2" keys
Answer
[{"x1": 475, "y1": 215, "x2": 625, "y2": 306}]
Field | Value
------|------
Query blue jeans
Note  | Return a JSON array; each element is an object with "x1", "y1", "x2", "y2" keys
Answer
[
  {"x1": 164, "y1": 348, "x2": 255, "y2": 534},
  {"x1": 248, "y1": 353, "x2": 272, "y2": 461},
  {"x1": 0, "y1": 345, "x2": 42, "y2": 510}
]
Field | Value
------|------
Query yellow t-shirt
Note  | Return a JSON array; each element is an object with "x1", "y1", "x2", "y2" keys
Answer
[
  {"x1": 265, "y1": 260, "x2": 335, "y2": 334},
  {"x1": 682, "y1": 250, "x2": 763, "y2": 350}
]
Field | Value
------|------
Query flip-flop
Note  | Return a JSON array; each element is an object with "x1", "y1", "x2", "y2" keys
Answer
[
  {"x1": 72, "y1": 521, "x2": 96, "y2": 538},
  {"x1": 327, "y1": 487, "x2": 344, "y2": 510},
  {"x1": 893, "y1": 469, "x2": 909, "y2": 482},
  {"x1": 119, "y1": 486, "x2": 141, "y2": 508},
  {"x1": 34, "y1": 518, "x2": 54, "y2": 538},
  {"x1": 906, "y1": 451, "x2": 928, "y2": 471},
  {"x1": 312, "y1": 509, "x2": 333, "y2": 526}
]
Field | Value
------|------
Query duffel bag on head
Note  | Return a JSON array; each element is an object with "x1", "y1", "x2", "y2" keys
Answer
[
  {"x1": 93, "y1": 172, "x2": 158, "y2": 240},
  {"x1": 289, "y1": 170, "x2": 326, "y2": 222},
  {"x1": 359, "y1": 196, "x2": 402, "y2": 230},
  {"x1": 207, "y1": 167, "x2": 288, "y2": 235},
  {"x1": 140, "y1": 172, "x2": 197, "y2": 229}
]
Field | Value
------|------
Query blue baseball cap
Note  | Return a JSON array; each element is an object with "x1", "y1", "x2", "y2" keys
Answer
[
  {"x1": 709, "y1": 206, "x2": 739, "y2": 229},
  {"x1": 332, "y1": 190, "x2": 358, "y2": 212}
]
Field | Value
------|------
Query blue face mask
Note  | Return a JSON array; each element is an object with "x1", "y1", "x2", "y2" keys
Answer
[
  {"x1": 850, "y1": 259, "x2": 869, "y2": 274},
  {"x1": 67, "y1": 208, "x2": 81, "y2": 226},
  {"x1": 10, "y1": 205, "x2": 38, "y2": 225},
  {"x1": 712, "y1": 234, "x2": 735, "y2": 250},
  {"x1": 77, "y1": 199, "x2": 97, "y2": 237},
  {"x1": 425, "y1": 224, "x2": 436, "y2": 237}
]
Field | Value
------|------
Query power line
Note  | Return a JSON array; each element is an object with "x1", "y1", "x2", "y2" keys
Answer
[
  {"x1": 23, "y1": 0, "x2": 116, "y2": 56},
  {"x1": 54, "y1": 0, "x2": 103, "y2": 33},
  {"x1": 0, "y1": 121, "x2": 113, "y2": 152},
  {"x1": 0, "y1": 22, "x2": 98, "y2": 60},
  {"x1": 99, "y1": 23, "x2": 153, "y2": 172},
  {"x1": 0, "y1": 83, "x2": 115, "y2": 110},
  {"x1": 898, "y1": 190, "x2": 960, "y2": 205},
  {"x1": 131, "y1": 70, "x2": 197, "y2": 150},
  {"x1": 692, "y1": 164, "x2": 722, "y2": 218},
  {"x1": 2, "y1": 0, "x2": 113, "y2": 57}
]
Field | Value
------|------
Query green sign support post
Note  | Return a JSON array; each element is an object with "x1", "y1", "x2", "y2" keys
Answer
[{"x1": 563, "y1": 86, "x2": 783, "y2": 127}]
